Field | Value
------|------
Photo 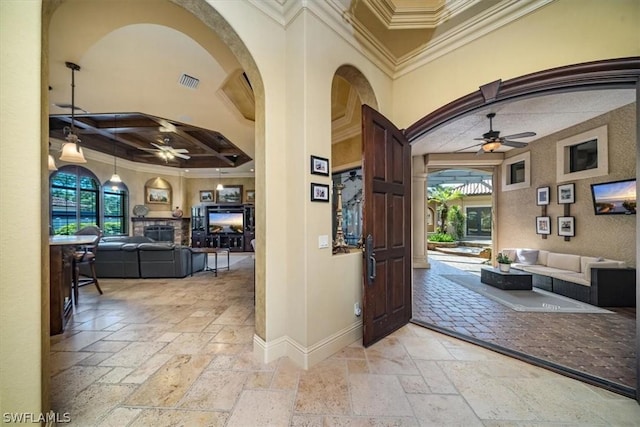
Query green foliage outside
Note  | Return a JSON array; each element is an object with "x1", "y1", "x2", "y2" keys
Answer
[
  {"x1": 428, "y1": 232, "x2": 455, "y2": 243},
  {"x1": 429, "y1": 185, "x2": 463, "y2": 234},
  {"x1": 447, "y1": 205, "x2": 466, "y2": 240}
]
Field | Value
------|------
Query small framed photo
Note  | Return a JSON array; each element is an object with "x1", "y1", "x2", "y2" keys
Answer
[
  {"x1": 557, "y1": 216, "x2": 575, "y2": 237},
  {"x1": 200, "y1": 190, "x2": 214, "y2": 203},
  {"x1": 536, "y1": 216, "x2": 551, "y2": 235},
  {"x1": 536, "y1": 186, "x2": 550, "y2": 205},
  {"x1": 311, "y1": 183, "x2": 330, "y2": 202},
  {"x1": 310, "y1": 155, "x2": 329, "y2": 176},
  {"x1": 557, "y1": 183, "x2": 575, "y2": 204},
  {"x1": 245, "y1": 189, "x2": 255, "y2": 204}
]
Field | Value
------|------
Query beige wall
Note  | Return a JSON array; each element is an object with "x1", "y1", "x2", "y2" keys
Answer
[
  {"x1": 0, "y1": 0, "x2": 44, "y2": 417},
  {"x1": 332, "y1": 135, "x2": 362, "y2": 170},
  {"x1": 392, "y1": 0, "x2": 640, "y2": 128},
  {"x1": 498, "y1": 103, "x2": 636, "y2": 266}
]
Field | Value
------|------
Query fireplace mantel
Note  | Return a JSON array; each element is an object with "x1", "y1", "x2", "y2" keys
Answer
[{"x1": 132, "y1": 217, "x2": 190, "y2": 245}]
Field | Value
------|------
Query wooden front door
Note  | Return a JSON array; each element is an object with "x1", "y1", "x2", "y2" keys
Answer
[{"x1": 362, "y1": 105, "x2": 412, "y2": 347}]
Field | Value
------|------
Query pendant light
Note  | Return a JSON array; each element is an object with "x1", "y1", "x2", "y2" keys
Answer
[
  {"x1": 216, "y1": 168, "x2": 223, "y2": 191},
  {"x1": 59, "y1": 62, "x2": 87, "y2": 163},
  {"x1": 109, "y1": 114, "x2": 122, "y2": 187},
  {"x1": 48, "y1": 142, "x2": 58, "y2": 171}
]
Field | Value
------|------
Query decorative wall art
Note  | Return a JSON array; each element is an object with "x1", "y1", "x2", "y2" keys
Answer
[
  {"x1": 146, "y1": 187, "x2": 170, "y2": 204},
  {"x1": 535, "y1": 216, "x2": 551, "y2": 235},
  {"x1": 200, "y1": 190, "x2": 214, "y2": 203},
  {"x1": 558, "y1": 216, "x2": 575, "y2": 237},
  {"x1": 557, "y1": 183, "x2": 575, "y2": 204},
  {"x1": 245, "y1": 189, "x2": 255, "y2": 204},
  {"x1": 311, "y1": 183, "x2": 330, "y2": 202},
  {"x1": 310, "y1": 155, "x2": 329, "y2": 176},
  {"x1": 217, "y1": 185, "x2": 243, "y2": 204},
  {"x1": 536, "y1": 186, "x2": 550, "y2": 205}
]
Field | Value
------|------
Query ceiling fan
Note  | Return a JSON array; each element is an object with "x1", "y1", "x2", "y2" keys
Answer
[
  {"x1": 459, "y1": 113, "x2": 536, "y2": 154},
  {"x1": 142, "y1": 137, "x2": 191, "y2": 161}
]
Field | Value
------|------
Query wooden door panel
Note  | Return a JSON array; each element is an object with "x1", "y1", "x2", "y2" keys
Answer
[{"x1": 362, "y1": 105, "x2": 412, "y2": 347}]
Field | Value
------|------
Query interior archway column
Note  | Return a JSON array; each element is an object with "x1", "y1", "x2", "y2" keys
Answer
[{"x1": 412, "y1": 155, "x2": 430, "y2": 269}]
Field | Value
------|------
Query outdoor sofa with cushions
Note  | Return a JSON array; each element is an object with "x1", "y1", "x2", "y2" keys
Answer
[
  {"x1": 500, "y1": 248, "x2": 635, "y2": 307},
  {"x1": 80, "y1": 236, "x2": 206, "y2": 279}
]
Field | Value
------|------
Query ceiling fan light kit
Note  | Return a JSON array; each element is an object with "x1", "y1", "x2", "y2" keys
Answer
[{"x1": 465, "y1": 112, "x2": 536, "y2": 155}]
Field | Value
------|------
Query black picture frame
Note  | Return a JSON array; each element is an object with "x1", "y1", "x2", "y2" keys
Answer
[
  {"x1": 310, "y1": 155, "x2": 329, "y2": 176},
  {"x1": 557, "y1": 183, "x2": 575, "y2": 204},
  {"x1": 536, "y1": 216, "x2": 551, "y2": 235},
  {"x1": 311, "y1": 183, "x2": 330, "y2": 202},
  {"x1": 557, "y1": 216, "x2": 575, "y2": 237},
  {"x1": 536, "y1": 186, "x2": 550, "y2": 205}
]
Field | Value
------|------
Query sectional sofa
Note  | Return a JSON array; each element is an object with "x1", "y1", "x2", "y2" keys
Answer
[
  {"x1": 500, "y1": 248, "x2": 636, "y2": 307},
  {"x1": 80, "y1": 236, "x2": 206, "y2": 279}
]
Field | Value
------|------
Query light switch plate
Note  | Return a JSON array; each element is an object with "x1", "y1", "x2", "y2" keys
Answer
[{"x1": 318, "y1": 235, "x2": 329, "y2": 248}]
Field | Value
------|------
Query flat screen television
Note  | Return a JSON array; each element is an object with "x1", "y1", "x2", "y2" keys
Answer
[
  {"x1": 590, "y1": 179, "x2": 636, "y2": 215},
  {"x1": 207, "y1": 211, "x2": 244, "y2": 233}
]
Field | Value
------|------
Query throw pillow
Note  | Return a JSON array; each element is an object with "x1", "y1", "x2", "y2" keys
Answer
[{"x1": 516, "y1": 249, "x2": 539, "y2": 265}]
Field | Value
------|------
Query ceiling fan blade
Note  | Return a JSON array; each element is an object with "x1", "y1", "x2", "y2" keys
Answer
[
  {"x1": 140, "y1": 147, "x2": 160, "y2": 152},
  {"x1": 501, "y1": 131, "x2": 536, "y2": 139},
  {"x1": 502, "y1": 140, "x2": 528, "y2": 148},
  {"x1": 150, "y1": 142, "x2": 167, "y2": 150},
  {"x1": 475, "y1": 147, "x2": 485, "y2": 156},
  {"x1": 473, "y1": 137, "x2": 488, "y2": 141},
  {"x1": 172, "y1": 148, "x2": 189, "y2": 154},
  {"x1": 174, "y1": 152, "x2": 191, "y2": 159}
]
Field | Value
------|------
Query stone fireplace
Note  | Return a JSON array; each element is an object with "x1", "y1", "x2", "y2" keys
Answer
[{"x1": 132, "y1": 217, "x2": 190, "y2": 245}]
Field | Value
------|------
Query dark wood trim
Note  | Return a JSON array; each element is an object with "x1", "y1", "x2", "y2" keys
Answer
[{"x1": 405, "y1": 57, "x2": 640, "y2": 142}]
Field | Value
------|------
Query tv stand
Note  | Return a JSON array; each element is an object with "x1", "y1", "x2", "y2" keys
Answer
[{"x1": 190, "y1": 203, "x2": 254, "y2": 252}]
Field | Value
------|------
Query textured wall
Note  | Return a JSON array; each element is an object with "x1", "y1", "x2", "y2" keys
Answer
[
  {"x1": 332, "y1": 135, "x2": 362, "y2": 170},
  {"x1": 498, "y1": 103, "x2": 636, "y2": 266}
]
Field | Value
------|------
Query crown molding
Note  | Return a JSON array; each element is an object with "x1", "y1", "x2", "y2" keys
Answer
[
  {"x1": 364, "y1": 0, "x2": 476, "y2": 30},
  {"x1": 394, "y1": 0, "x2": 554, "y2": 77}
]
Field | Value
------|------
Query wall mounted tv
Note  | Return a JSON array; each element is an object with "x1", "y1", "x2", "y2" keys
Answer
[
  {"x1": 590, "y1": 179, "x2": 636, "y2": 215},
  {"x1": 207, "y1": 211, "x2": 244, "y2": 233}
]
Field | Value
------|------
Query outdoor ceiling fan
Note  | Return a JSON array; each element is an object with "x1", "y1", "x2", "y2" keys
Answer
[
  {"x1": 142, "y1": 137, "x2": 191, "y2": 161},
  {"x1": 458, "y1": 113, "x2": 536, "y2": 155}
]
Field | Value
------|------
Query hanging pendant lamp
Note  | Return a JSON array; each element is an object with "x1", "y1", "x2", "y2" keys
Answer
[
  {"x1": 216, "y1": 168, "x2": 223, "y2": 190},
  {"x1": 59, "y1": 61, "x2": 87, "y2": 163},
  {"x1": 109, "y1": 114, "x2": 122, "y2": 186}
]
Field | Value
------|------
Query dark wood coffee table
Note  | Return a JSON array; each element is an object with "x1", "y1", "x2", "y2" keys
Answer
[{"x1": 480, "y1": 267, "x2": 532, "y2": 290}]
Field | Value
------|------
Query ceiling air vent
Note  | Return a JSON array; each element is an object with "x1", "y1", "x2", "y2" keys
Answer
[{"x1": 178, "y1": 73, "x2": 199, "y2": 89}]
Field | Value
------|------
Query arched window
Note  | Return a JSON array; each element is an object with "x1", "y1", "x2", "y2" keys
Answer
[
  {"x1": 50, "y1": 165, "x2": 100, "y2": 235},
  {"x1": 103, "y1": 182, "x2": 129, "y2": 236}
]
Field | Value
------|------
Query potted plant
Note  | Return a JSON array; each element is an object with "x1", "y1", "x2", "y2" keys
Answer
[{"x1": 496, "y1": 253, "x2": 512, "y2": 272}]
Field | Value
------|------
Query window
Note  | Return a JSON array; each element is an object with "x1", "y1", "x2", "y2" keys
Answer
[
  {"x1": 557, "y1": 125, "x2": 608, "y2": 182},
  {"x1": 50, "y1": 165, "x2": 100, "y2": 235},
  {"x1": 332, "y1": 168, "x2": 363, "y2": 247},
  {"x1": 569, "y1": 139, "x2": 598, "y2": 172},
  {"x1": 501, "y1": 152, "x2": 530, "y2": 191},
  {"x1": 103, "y1": 183, "x2": 129, "y2": 235},
  {"x1": 509, "y1": 161, "x2": 525, "y2": 184}
]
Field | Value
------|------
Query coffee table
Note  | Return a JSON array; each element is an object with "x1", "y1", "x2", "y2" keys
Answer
[{"x1": 480, "y1": 267, "x2": 532, "y2": 290}]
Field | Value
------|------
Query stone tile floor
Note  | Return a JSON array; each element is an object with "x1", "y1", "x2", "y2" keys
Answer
[
  {"x1": 414, "y1": 252, "x2": 637, "y2": 391},
  {"x1": 50, "y1": 255, "x2": 640, "y2": 426}
]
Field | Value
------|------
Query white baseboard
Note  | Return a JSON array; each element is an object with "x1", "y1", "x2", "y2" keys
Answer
[{"x1": 253, "y1": 321, "x2": 362, "y2": 369}]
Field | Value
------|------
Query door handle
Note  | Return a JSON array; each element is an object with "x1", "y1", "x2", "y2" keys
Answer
[{"x1": 365, "y1": 234, "x2": 376, "y2": 284}]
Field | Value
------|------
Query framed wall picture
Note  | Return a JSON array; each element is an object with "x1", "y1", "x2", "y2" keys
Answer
[
  {"x1": 310, "y1": 155, "x2": 329, "y2": 176},
  {"x1": 557, "y1": 216, "x2": 575, "y2": 237},
  {"x1": 245, "y1": 189, "x2": 255, "y2": 204},
  {"x1": 311, "y1": 183, "x2": 330, "y2": 202},
  {"x1": 535, "y1": 216, "x2": 551, "y2": 235},
  {"x1": 536, "y1": 186, "x2": 550, "y2": 205},
  {"x1": 199, "y1": 190, "x2": 214, "y2": 203},
  {"x1": 557, "y1": 183, "x2": 575, "y2": 204},
  {"x1": 146, "y1": 187, "x2": 170, "y2": 204},
  {"x1": 216, "y1": 185, "x2": 243, "y2": 204}
]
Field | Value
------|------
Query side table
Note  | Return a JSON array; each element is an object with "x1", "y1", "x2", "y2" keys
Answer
[{"x1": 190, "y1": 247, "x2": 230, "y2": 277}]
